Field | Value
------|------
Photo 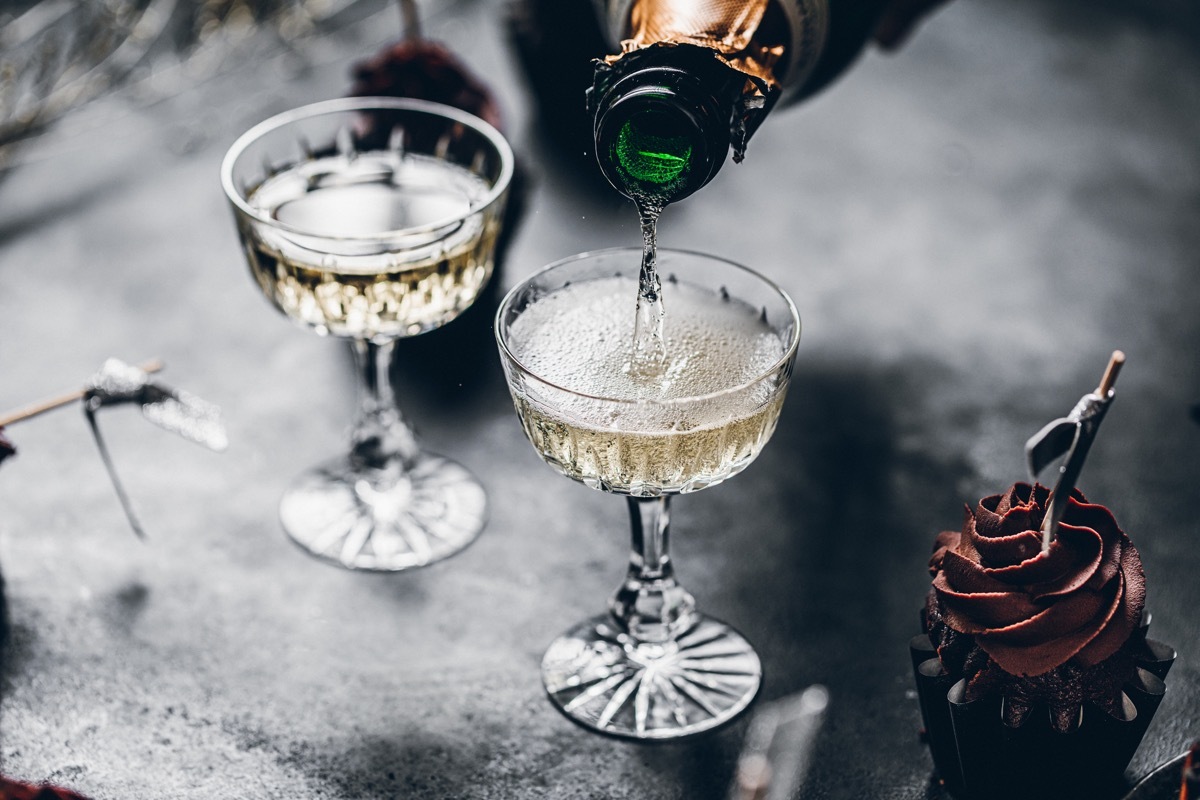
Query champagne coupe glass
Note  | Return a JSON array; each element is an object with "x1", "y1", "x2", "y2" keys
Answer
[
  {"x1": 495, "y1": 248, "x2": 800, "y2": 739},
  {"x1": 222, "y1": 97, "x2": 513, "y2": 570}
]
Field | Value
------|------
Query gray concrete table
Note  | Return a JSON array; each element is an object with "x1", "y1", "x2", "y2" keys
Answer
[{"x1": 1, "y1": 0, "x2": 1197, "y2": 797}]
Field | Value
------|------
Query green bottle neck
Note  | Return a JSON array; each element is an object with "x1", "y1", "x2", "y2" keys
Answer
[{"x1": 592, "y1": 66, "x2": 731, "y2": 205}]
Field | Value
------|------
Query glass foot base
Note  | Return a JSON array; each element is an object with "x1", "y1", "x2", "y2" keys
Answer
[
  {"x1": 278, "y1": 452, "x2": 486, "y2": 571},
  {"x1": 541, "y1": 613, "x2": 762, "y2": 740}
]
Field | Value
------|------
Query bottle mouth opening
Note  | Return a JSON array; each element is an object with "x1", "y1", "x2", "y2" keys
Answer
[
  {"x1": 594, "y1": 72, "x2": 729, "y2": 203},
  {"x1": 616, "y1": 105, "x2": 696, "y2": 187}
]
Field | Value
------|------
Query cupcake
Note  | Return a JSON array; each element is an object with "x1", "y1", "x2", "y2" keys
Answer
[{"x1": 911, "y1": 482, "x2": 1176, "y2": 799}]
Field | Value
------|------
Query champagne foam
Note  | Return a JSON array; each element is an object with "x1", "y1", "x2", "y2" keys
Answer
[{"x1": 508, "y1": 275, "x2": 783, "y2": 403}]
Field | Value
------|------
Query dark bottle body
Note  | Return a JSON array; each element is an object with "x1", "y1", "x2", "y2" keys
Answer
[
  {"x1": 589, "y1": 0, "x2": 892, "y2": 203},
  {"x1": 507, "y1": 0, "x2": 892, "y2": 202},
  {"x1": 790, "y1": 0, "x2": 894, "y2": 102}
]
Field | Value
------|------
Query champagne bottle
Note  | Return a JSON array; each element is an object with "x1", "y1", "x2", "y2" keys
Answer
[{"x1": 589, "y1": 0, "x2": 891, "y2": 203}]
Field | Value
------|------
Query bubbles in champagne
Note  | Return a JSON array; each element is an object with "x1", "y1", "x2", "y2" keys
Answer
[
  {"x1": 242, "y1": 151, "x2": 500, "y2": 339},
  {"x1": 509, "y1": 275, "x2": 783, "y2": 405},
  {"x1": 505, "y1": 273, "x2": 790, "y2": 494}
]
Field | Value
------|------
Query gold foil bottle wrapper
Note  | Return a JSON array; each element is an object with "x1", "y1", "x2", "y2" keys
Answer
[
  {"x1": 611, "y1": 0, "x2": 785, "y2": 90},
  {"x1": 629, "y1": 0, "x2": 769, "y2": 54}
]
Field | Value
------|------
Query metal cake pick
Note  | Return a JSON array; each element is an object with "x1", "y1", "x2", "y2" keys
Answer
[
  {"x1": 1025, "y1": 351, "x2": 1125, "y2": 552},
  {"x1": 728, "y1": 685, "x2": 829, "y2": 800},
  {"x1": 83, "y1": 358, "x2": 228, "y2": 538},
  {"x1": 0, "y1": 358, "x2": 227, "y2": 538}
]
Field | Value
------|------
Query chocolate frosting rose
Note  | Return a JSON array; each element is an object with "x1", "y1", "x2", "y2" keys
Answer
[{"x1": 925, "y1": 482, "x2": 1146, "y2": 723}]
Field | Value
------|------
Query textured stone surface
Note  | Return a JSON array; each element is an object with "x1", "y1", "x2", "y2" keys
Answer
[{"x1": 0, "y1": 0, "x2": 1197, "y2": 798}]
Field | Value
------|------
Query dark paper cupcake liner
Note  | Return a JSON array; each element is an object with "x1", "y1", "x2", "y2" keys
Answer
[{"x1": 911, "y1": 626, "x2": 1176, "y2": 800}]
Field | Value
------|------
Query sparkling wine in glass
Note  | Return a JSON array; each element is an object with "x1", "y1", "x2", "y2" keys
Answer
[
  {"x1": 495, "y1": 248, "x2": 800, "y2": 739},
  {"x1": 222, "y1": 97, "x2": 513, "y2": 570}
]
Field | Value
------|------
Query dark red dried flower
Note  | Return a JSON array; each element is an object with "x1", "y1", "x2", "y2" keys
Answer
[
  {"x1": 0, "y1": 776, "x2": 91, "y2": 800},
  {"x1": 350, "y1": 38, "x2": 502, "y2": 132}
]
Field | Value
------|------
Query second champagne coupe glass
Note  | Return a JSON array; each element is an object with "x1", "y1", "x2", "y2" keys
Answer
[
  {"x1": 222, "y1": 98, "x2": 513, "y2": 571},
  {"x1": 496, "y1": 248, "x2": 800, "y2": 739}
]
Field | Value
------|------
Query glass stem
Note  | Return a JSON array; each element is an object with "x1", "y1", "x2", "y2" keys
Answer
[
  {"x1": 608, "y1": 496, "x2": 696, "y2": 644},
  {"x1": 350, "y1": 338, "x2": 419, "y2": 471}
]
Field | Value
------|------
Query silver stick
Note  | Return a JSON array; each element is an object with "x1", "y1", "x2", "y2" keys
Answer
[{"x1": 1025, "y1": 351, "x2": 1124, "y2": 552}]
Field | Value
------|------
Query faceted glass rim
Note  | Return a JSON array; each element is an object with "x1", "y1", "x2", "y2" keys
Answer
[
  {"x1": 219, "y1": 96, "x2": 515, "y2": 242},
  {"x1": 495, "y1": 247, "x2": 801, "y2": 408}
]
